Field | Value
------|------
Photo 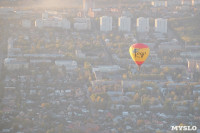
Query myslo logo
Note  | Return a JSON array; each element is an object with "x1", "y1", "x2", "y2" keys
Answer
[{"x1": 171, "y1": 126, "x2": 197, "y2": 131}]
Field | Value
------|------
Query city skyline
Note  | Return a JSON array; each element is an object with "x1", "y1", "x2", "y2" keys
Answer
[{"x1": 0, "y1": 0, "x2": 200, "y2": 133}]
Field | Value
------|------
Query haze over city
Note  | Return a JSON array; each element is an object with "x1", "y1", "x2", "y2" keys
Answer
[{"x1": 0, "y1": 0, "x2": 200, "y2": 133}]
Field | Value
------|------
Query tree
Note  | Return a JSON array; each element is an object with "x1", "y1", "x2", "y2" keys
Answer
[
  {"x1": 90, "y1": 94, "x2": 96, "y2": 102},
  {"x1": 84, "y1": 62, "x2": 91, "y2": 70},
  {"x1": 137, "y1": 119, "x2": 144, "y2": 127},
  {"x1": 156, "y1": 130, "x2": 163, "y2": 133},
  {"x1": 56, "y1": 43, "x2": 60, "y2": 48},
  {"x1": 164, "y1": 99, "x2": 172, "y2": 112},
  {"x1": 46, "y1": 128, "x2": 54, "y2": 133},
  {"x1": 96, "y1": 96, "x2": 101, "y2": 102},
  {"x1": 41, "y1": 103, "x2": 50, "y2": 108},
  {"x1": 141, "y1": 95, "x2": 150, "y2": 110},
  {"x1": 0, "y1": 81, "x2": 4, "y2": 99},
  {"x1": 133, "y1": 93, "x2": 140, "y2": 103},
  {"x1": 57, "y1": 124, "x2": 64, "y2": 133},
  {"x1": 122, "y1": 73, "x2": 127, "y2": 80},
  {"x1": 88, "y1": 87, "x2": 93, "y2": 93}
]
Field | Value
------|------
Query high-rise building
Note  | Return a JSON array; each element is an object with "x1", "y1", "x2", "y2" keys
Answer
[
  {"x1": 100, "y1": 16, "x2": 112, "y2": 32},
  {"x1": 118, "y1": 16, "x2": 131, "y2": 32},
  {"x1": 187, "y1": 59, "x2": 200, "y2": 72},
  {"x1": 136, "y1": 17, "x2": 149, "y2": 32},
  {"x1": 167, "y1": 1, "x2": 182, "y2": 6},
  {"x1": 83, "y1": 0, "x2": 95, "y2": 11},
  {"x1": 42, "y1": 12, "x2": 48, "y2": 20},
  {"x1": 192, "y1": 0, "x2": 200, "y2": 6},
  {"x1": 181, "y1": 0, "x2": 192, "y2": 5},
  {"x1": 155, "y1": 18, "x2": 167, "y2": 33}
]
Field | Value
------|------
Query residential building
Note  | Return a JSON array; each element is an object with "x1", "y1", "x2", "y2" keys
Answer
[
  {"x1": 76, "y1": 50, "x2": 86, "y2": 58},
  {"x1": 155, "y1": 18, "x2": 167, "y2": 33},
  {"x1": 192, "y1": 0, "x2": 200, "y2": 5},
  {"x1": 181, "y1": 0, "x2": 193, "y2": 5},
  {"x1": 187, "y1": 59, "x2": 200, "y2": 72},
  {"x1": 35, "y1": 18, "x2": 70, "y2": 29},
  {"x1": 152, "y1": 1, "x2": 167, "y2": 7},
  {"x1": 42, "y1": 12, "x2": 48, "y2": 19},
  {"x1": 30, "y1": 59, "x2": 52, "y2": 64},
  {"x1": 7, "y1": 38, "x2": 21, "y2": 57},
  {"x1": 100, "y1": 16, "x2": 112, "y2": 32},
  {"x1": 74, "y1": 18, "x2": 91, "y2": 30},
  {"x1": 136, "y1": 17, "x2": 149, "y2": 32},
  {"x1": 22, "y1": 19, "x2": 31, "y2": 28},
  {"x1": 118, "y1": 16, "x2": 131, "y2": 32},
  {"x1": 55, "y1": 60, "x2": 77, "y2": 70},
  {"x1": 92, "y1": 65, "x2": 122, "y2": 73},
  {"x1": 35, "y1": 12, "x2": 70, "y2": 29},
  {"x1": 167, "y1": 1, "x2": 182, "y2": 6}
]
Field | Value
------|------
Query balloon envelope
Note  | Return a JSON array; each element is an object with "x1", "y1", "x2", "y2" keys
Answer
[{"x1": 129, "y1": 43, "x2": 150, "y2": 67}]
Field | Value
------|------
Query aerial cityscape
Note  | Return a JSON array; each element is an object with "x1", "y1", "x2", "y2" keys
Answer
[{"x1": 0, "y1": 0, "x2": 200, "y2": 133}]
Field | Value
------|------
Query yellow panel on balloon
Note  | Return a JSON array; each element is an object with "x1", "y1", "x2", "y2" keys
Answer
[{"x1": 129, "y1": 43, "x2": 150, "y2": 66}]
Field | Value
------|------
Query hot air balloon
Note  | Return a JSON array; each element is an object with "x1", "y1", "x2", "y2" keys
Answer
[{"x1": 129, "y1": 43, "x2": 150, "y2": 70}]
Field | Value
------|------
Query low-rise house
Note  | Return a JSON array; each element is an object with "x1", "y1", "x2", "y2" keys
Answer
[
  {"x1": 21, "y1": 19, "x2": 31, "y2": 28},
  {"x1": 122, "y1": 80, "x2": 141, "y2": 88},
  {"x1": 129, "y1": 105, "x2": 141, "y2": 110},
  {"x1": 160, "y1": 65, "x2": 186, "y2": 70},
  {"x1": 125, "y1": 92, "x2": 135, "y2": 96},
  {"x1": 112, "y1": 55, "x2": 132, "y2": 65},
  {"x1": 30, "y1": 59, "x2": 52, "y2": 65},
  {"x1": 75, "y1": 50, "x2": 86, "y2": 58},
  {"x1": 180, "y1": 52, "x2": 200, "y2": 58},
  {"x1": 54, "y1": 89, "x2": 72, "y2": 96},
  {"x1": 159, "y1": 43, "x2": 181, "y2": 51},
  {"x1": 92, "y1": 65, "x2": 122, "y2": 73},
  {"x1": 55, "y1": 60, "x2": 77, "y2": 70},
  {"x1": 2, "y1": 129, "x2": 11, "y2": 133},
  {"x1": 176, "y1": 106, "x2": 189, "y2": 112},
  {"x1": 150, "y1": 104, "x2": 163, "y2": 111},
  {"x1": 167, "y1": 82, "x2": 187, "y2": 90},
  {"x1": 24, "y1": 54, "x2": 65, "y2": 58},
  {"x1": 111, "y1": 104, "x2": 125, "y2": 110},
  {"x1": 91, "y1": 80, "x2": 121, "y2": 89},
  {"x1": 122, "y1": 111, "x2": 129, "y2": 116},
  {"x1": 107, "y1": 91, "x2": 123, "y2": 97},
  {"x1": 193, "y1": 89, "x2": 200, "y2": 94}
]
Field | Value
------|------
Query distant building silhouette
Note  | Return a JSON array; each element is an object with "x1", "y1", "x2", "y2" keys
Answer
[
  {"x1": 155, "y1": 18, "x2": 167, "y2": 33},
  {"x1": 192, "y1": 0, "x2": 200, "y2": 6},
  {"x1": 181, "y1": 0, "x2": 192, "y2": 6},
  {"x1": 83, "y1": 0, "x2": 95, "y2": 11},
  {"x1": 74, "y1": 18, "x2": 91, "y2": 30},
  {"x1": 35, "y1": 12, "x2": 70, "y2": 29},
  {"x1": 187, "y1": 59, "x2": 200, "y2": 72},
  {"x1": 187, "y1": 59, "x2": 200, "y2": 81},
  {"x1": 100, "y1": 16, "x2": 112, "y2": 32},
  {"x1": 137, "y1": 17, "x2": 149, "y2": 32},
  {"x1": 118, "y1": 16, "x2": 131, "y2": 32},
  {"x1": 152, "y1": 1, "x2": 167, "y2": 7}
]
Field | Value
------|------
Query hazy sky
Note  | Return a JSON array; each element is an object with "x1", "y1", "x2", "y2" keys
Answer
[
  {"x1": 0, "y1": 0, "x2": 83, "y2": 8},
  {"x1": 37, "y1": 0, "x2": 82, "y2": 8}
]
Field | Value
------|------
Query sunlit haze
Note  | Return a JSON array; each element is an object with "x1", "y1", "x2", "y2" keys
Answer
[{"x1": 0, "y1": 0, "x2": 200, "y2": 133}]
